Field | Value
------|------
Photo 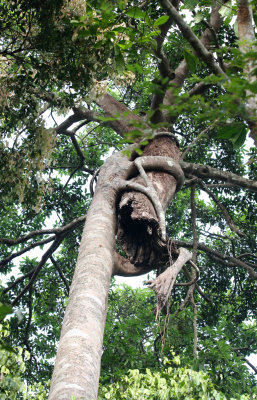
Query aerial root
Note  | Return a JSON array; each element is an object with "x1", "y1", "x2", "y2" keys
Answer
[{"x1": 145, "y1": 247, "x2": 193, "y2": 313}]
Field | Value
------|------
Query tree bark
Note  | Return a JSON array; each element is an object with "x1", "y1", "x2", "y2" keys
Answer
[
  {"x1": 49, "y1": 131, "x2": 183, "y2": 398},
  {"x1": 117, "y1": 135, "x2": 181, "y2": 266},
  {"x1": 49, "y1": 153, "x2": 129, "y2": 400},
  {"x1": 237, "y1": 0, "x2": 257, "y2": 145}
]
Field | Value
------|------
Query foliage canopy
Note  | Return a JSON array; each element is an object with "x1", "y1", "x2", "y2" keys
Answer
[{"x1": 0, "y1": 0, "x2": 256, "y2": 398}]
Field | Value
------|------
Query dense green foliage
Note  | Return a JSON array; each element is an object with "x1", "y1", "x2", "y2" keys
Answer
[
  {"x1": 99, "y1": 361, "x2": 255, "y2": 400},
  {"x1": 0, "y1": 319, "x2": 48, "y2": 400},
  {"x1": 101, "y1": 286, "x2": 257, "y2": 398},
  {"x1": 0, "y1": 0, "x2": 256, "y2": 398}
]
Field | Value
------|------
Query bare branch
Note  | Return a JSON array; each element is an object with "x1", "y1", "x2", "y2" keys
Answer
[
  {"x1": 23, "y1": 287, "x2": 33, "y2": 353},
  {"x1": 188, "y1": 81, "x2": 212, "y2": 97},
  {"x1": 237, "y1": 253, "x2": 257, "y2": 261},
  {"x1": 174, "y1": 239, "x2": 257, "y2": 280},
  {"x1": 198, "y1": 180, "x2": 246, "y2": 238},
  {"x1": 50, "y1": 255, "x2": 70, "y2": 295},
  {"x1": 181, "y1": 119, "x2": 219, "y2": 160},
  {"x1": 0, "y1": 215, "x2": 86, "y2": 246},
  {"x1": 11, "y1": 235, "x2": 64, "y2": 306},
  {"x1": 55, "y1": 108, "x2": 100, "y2": 135},
  {"x1": 243, "y1": 358, "x2": 257, "y2": 374},
  {"x1": 0, "y1": 236, "x2": 55, "y2": 269},
  {"x1": 180, "y1": 161, "x2": 257, "y2": 192},
  {"x1": 162, "y1": 2, "x2": 224, "y2": 117},
  {"x1": 2, "y1": 267, "x2": 36, "y2": 295},
  {"x1": 190, "y1": 184, "x2": 198, "y2": 261},
  {"x1": 183, "y1": 265, "x2": 211, "y2": 302}
]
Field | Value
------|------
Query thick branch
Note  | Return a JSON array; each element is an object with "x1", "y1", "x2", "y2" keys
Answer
[
  {"x1": 244, "y1": 358, "x2": 257, "y2": 374},
  {"x1": 112, "y1": 252, "x2": 153, "y2": 277},
  {"x1": 180, "y1": 161, "x2": 257, "y2": 192},
  {"x1": 96, "y1": 94, "x2": 145, "y2": 136},
  {"x1": 55, "y1": 108, "x2": 101, "y2": 135},
  {"x1": 159, "y1": 0, "x2": 226, "y2": 76},
  {"x1": 174, "y1": 239, "x2": 257, "y2": 280}
]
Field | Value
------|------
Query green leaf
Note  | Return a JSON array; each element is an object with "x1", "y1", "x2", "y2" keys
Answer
[
  {"x1": 248, "y1": 81, "x2": 257, "y2": 94},
  {"x1": 194, "y1": 12, "x2": 203, "y2": 23},
  {"x1": 126, "y1": 64, "x2": 136, "y2": 73},
  {"x1": 230, "y1": 127, "x2": 247, "y2": 148},
  {"x1": 134, "y1": 147, "x2": 143, "y2": 155},
  {"x1": 183, "y1": 48, "x2": 197, "y2": 73},
  {"x1": 135, "y1": 64, "x2": 143, "y2": 74},
  {"x1": 97, "y1": 116, "x2": 119, "y2": 122},
  {"x1": 183, "y1": 0, "x2": 199, "y2": 11},
  {"x1": 217, "y1": 123, "x2": 246, "y2": 139},
  {"x1": 0, "y1": 339, "x2": 15, "y2": 353},
  {"x1": 219, "y1": 1, "x2": 232, "y2": 20},
  {"x1": 153, "y1": 15, "x2": 170, "y2": 27},
  {"x1": 233, "y1": 20, "x2": 238, "y2": 37},
  {"x1": 0, "y1": 303, "x2": 13, "y2": 320},
  {"x1": 114, "y1": 45, "x2": 125, "y2": 72},
  {"x1": 126, "y1": 7, "x2": 148, "y2": 20}
]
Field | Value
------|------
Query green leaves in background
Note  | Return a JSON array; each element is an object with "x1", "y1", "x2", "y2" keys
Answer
[
  {"x1": 0, "y1": 303, "x2": 12, "y2": 321},
  {"x1": 153, "y1": 15, "x2": 170, "y2": 27},
  {"x1": 183, "y1": 48, "x2": 198, "y2": 73},
  {"x1": 217, "y1": 123, "x2": 247, "y2": 148}
]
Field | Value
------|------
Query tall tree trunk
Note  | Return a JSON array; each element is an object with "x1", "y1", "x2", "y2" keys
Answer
[
  {"x1": 49, "y1": 134, "x2": 181, "y2": 398},
  {"x1": 237, "y1": 0, "x2": 257, "y2": 145},
  {"x1": 49, "y1": 153, "x2": 129, "y2": 399}
]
